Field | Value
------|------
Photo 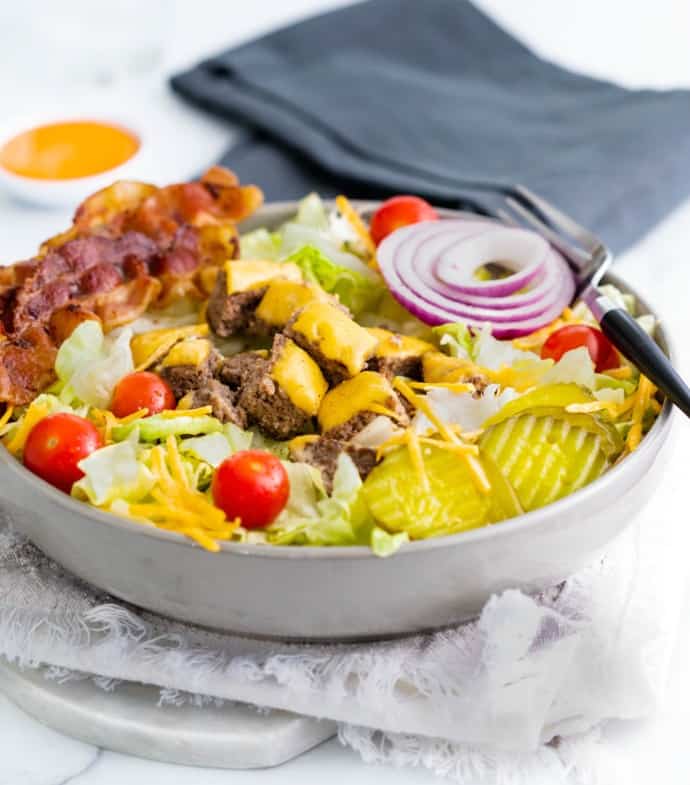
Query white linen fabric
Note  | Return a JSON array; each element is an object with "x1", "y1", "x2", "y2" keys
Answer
[{"x1": 0, "y1": 435, "x2": 684, "y2": 784}]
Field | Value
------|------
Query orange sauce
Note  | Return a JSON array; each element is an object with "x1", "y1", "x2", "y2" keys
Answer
[{"x1": 0, "y1": 120, "x2": 140, "y2": 180}]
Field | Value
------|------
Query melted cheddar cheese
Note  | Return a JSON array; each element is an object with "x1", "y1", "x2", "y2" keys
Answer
[
  {"x1": 318, "y1": 371, "x2": 396, "y2": 432},
  {"x1": 271, "y1": 338, "x2": 328, "y2": 415},
  {"x1": 162, "y1": 338, "x2": 212, "y2": 368},
  {"x1": 255, "y1": 280, "x2": 330, "y2": 327},
  {"x1": 367, "y1": 327, "x2": 434, "y2": 359},
  {"x1": 423, "y1": 352, "x2": 477, "y2": 384},
  {"x1": 224, "y1": 260, "x2": 301, "y2": 294},
  {"x1": 290, "y1": 302, "x2": 378, "y2": 377},
  {"x1": 131, "y1": 324, "x2": 209, "y2": 368}
]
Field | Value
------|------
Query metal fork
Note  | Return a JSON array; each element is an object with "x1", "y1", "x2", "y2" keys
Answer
[{"x1": 498, "y1": 185, "x2": 690, "y2": 418}]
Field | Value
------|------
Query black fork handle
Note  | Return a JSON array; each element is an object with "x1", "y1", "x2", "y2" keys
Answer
[{"x1": 598, "y1": 307, "x2": 690, "y2": 417}]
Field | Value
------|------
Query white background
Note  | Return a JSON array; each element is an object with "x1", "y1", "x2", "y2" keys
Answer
[{"x1": 1, "y1": 1, "x2": 690, "y2": 783}]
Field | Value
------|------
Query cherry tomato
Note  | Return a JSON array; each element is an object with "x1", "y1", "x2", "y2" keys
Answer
[
  {"x1": 541, "y1": 324, "x2": 620, "y2": 372},
  {"x1": 24, "y1": 413, "x2": 102, "y2": 493},
  {"x1": 370, "y1": 195, "x2": 439, "y2": 246},
  {"x1": 111, "y1": 371, "x2": 175, "y2": 418},
  {"x1": 212, "y1": 450, "x2": 290, "y2": 529}
]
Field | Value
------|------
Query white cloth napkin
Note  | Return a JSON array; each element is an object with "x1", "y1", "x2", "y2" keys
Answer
[{"x1": 0, "y1": 431, "x2": 685, "y2": 784}]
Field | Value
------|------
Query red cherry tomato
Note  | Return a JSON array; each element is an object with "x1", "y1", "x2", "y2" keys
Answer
[
  {"x1": 212, "y1": 450, "x2": 290, "y2": 529},
  {"x1": 370, "y1": 195, "x2": 439, "y2": 246},
  {"x1": 111, "y1": 371, "x2": 175, "y2": 418},
  {"x1": 541, "y1": 324, "x2": 620, "y2": 372},
  {"x1": 24, "y1": 413, "x2": 103, "y2": 493}
]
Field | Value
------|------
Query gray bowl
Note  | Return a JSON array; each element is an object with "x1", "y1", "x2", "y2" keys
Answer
[{"x1": 0, "y1": 203, "x2": 675, "y2": 641}]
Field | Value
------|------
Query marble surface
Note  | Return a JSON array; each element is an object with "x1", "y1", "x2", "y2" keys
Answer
[{"x1": 1, "y1": 1, "x2": 690, "y2": 783}]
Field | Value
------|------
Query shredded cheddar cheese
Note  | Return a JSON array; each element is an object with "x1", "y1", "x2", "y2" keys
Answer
[
  {"x1": 392, "y1": 376, "x2": 491, "y2": 494},
  {"x1": 404, "y1": 427, "x2": 430, "y2": 492},
  {"x1": 604, "y1": 365, "x2": 633, "y2": 380},
  {"x1": 409, "y1": 381, "x2": 474, "y2": 394},
  {"x1": 91, "y1": 407, "x2": 148, "y2": 444},
  {"x1": 158, "y1": 406, "x2": 212, "y2": 419},
  {"x1": 4, "y1": 400, "x2": 52, "y2": 455},
  {"x1": 626, "y1": 375, "x2": 655, "y2": 452},
  {"x1": 124, "y1": 437, "x2": 239, "y2": 552},
  {"x1": 367, "y1": 402, "x2": 406, "y2": 421},
  {"x1": 394, "y1": 377, "x2": 457, "y2": 443},
  {"x1": 335, "y1": 195, "x2": 377, "y2": 261},
  {"x1": 511, "y1": 307, "x2": 580, "y2": 351},
  {"x1": 0, "y1": 406, "x2": 14, "y2": 431},
  {"x1": 512, "y1": 318, "x2": 565, "y2": 351}
]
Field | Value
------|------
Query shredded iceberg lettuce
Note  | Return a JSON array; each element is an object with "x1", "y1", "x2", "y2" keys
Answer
[
  {"x1": 370, "y1": 527, "x2": 409, "y2": 558},
  {"x1": 238, "y1": 193, "x2": 376, "y2": 295},
  {"x1": 294, "y1": 192, "x2": 330, "y2": 229},
  {"x1": 73, "y1": 431, "x2": 154, "y2": 506},
  {"x1": 240, "y1": 228, "x2": 282, "y2": 261},
  {"x1": 542, "y1": 347, "x2": 596, "y2": 388},
  {"x1": 224, "y1": 423, "x2": 254, "y2": 452},
  {"x1": 55, "y1": 321, "x2": 134, "y2": 408},
  {"x1": 286, "y1": 245, "x2": 384, "y2": 316},
  {"x1": 432, "y1": 322, "x2": 475, "y2": 361},
  {"x1": 594, "y1": 387, "x2": 625, "y2": 404},
  {"x1": 178, "y1": 425, "x2": 254, "y2": 468},
  {"x1": 433, "y1": 322, "x2": 547, "y2": 372},
  {"x1": 266, "y1": 454, "x2": 375, "y2": 548},
  {"x1": 179, "y1": 432, "x2": 232, "y2": 468},
  {"x1": 414, "y1": 384, "x2": 519, "y2": 434},
  {"x1": 112, "y1": 414, "x2": 223, "y2": 442}
]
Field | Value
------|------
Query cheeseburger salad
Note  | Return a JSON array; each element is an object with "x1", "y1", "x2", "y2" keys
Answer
[{"x1": 0, "y1": 171, "x2": 662, "y2": 555}]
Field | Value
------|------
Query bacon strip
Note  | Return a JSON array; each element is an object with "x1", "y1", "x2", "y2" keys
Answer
[{"x1": 0, "y1": 167, "x2": 262, "y2": 405}]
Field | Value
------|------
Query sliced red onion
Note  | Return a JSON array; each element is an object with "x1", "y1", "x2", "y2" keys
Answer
[{"x1": 377, "y1": 220, "x2": 575, "y2": 338}]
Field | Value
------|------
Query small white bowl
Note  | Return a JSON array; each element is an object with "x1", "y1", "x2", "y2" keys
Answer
[{"x1": 0, "y1": 113, "x2": 144, "y2": 208}]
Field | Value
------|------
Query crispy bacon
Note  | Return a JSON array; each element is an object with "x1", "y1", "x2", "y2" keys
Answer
[
  {"x1": 49, "y1": 305, "x2": 101, "y2": 345},
  {"x1": 0, "y1": 327, "x2": 58, "y2": 406},
  {"x1": 0, "y1": 167, "x2": 262, "y2": 404},
  {"x1": 87, "y1": 275, "x2": 162, "y2": 331}
]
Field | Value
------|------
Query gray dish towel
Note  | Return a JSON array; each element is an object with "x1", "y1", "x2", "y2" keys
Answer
[{"x1": 170, "y1": 0, "x2": 690, "y2": 253}]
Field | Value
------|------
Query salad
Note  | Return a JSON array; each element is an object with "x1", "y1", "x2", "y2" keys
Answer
[{"x1": 0, "y1": 173, "x2": 662, "y2": 556}]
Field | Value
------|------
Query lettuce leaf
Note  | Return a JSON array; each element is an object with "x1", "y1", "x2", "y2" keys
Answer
[
  {"x1": 280, "y1": 193, "x2": 374, "y2": 274},
  {"x1": 432, "y1": 322, "x2": 475, "y2": 361},
  {"x1": 55, "y1": 321, "x2": 134, "y2": 408},
  {"x1": 294, "y1": 192, "x2": 330, "y2": 229},
  {"x1": 370, "y1": 527, "x2": 409, "y2": 557},
  {"x1": 239, "y1": 228, "x2": 282, "y2": 261},
  {"x1": 224, "y1": 422, "x2": 254, "y2": 453},
  {"x1": 73, "y1": 432, "x2": 154, "y2": 505},
  {"x1": 266, "y1": 454, "x2": 374, "y2": 547},
  {"x1": 285, "y1": 245, "x2": 384, "y2": 316},
  {"x1": 433, "y1": 322, "x2": 547, "y2": 373},
  {"x1": 112, "y1": 414, "x2": 222, "y2": 442},
  {"x1": 178, "y1": 424, "x2": 254, "y2": 467},
  {"x1": 413, "y1": 384, "x2": 519, "y2": 433},
  {"x1": 542, "y1": 346, "x2": 596, "y2": 388},
  {"x1": 179, "y1": 432, "x2": 232, "y2": 468},
  {"x1": 279, "y1": 461, "x2": 325, "y2": 518},
  {"x1": 594, "y1": 373, "x2": 637, "y2": 395}
]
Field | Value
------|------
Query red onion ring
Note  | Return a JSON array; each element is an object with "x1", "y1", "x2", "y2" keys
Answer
[{"x1": 376, "y1": 220, "x2": 575, "y2": 339}]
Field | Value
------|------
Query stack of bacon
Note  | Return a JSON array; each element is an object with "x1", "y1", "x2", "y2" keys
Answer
[{"x1": 0, "y1": 167, "x2": 262, "y2": 405}]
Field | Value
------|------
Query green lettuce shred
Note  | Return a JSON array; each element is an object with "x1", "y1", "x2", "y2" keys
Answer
[
  {"x1": 285, "y1": 244, "x2": 384, "y2": 316},
  {"x1": 112, "y1": 414, "x2": 223, "y2": 442}
]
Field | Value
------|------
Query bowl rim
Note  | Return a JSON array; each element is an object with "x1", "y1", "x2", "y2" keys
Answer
[{"x1": 0, "y1": 202, "x2": 675, "y2": 560}]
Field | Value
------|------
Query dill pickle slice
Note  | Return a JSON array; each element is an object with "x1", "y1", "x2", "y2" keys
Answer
[
  {"x1": 479, "y1": 410, "x2": 616, "y2": 512},
  {"x1": 482, "y1": 452, "x2": 524, "y2": 522},
  {"x1": 362, "y1": 445, "x2": 494, "y2": 539},
  {"x1": 482, "y1": 383, "x2": 593, "y2": 428}
]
